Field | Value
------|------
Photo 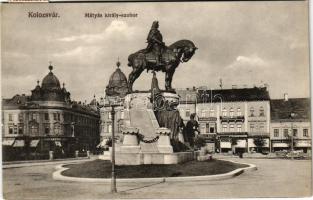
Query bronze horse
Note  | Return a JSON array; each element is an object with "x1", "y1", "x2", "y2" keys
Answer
[{"x1": 127, "y1": 39, "x2": 197, "y2": 92}]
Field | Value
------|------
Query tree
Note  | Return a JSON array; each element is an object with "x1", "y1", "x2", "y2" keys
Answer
[{"x1": 253, "y1": 138, "x2": 266, "y2": 153}]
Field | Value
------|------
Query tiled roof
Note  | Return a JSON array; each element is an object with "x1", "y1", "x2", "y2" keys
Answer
[
  {"x1": 197, "y1": 87, "x2": 270, "y2": 102},
  {"x1": 2, "y1": 95, "x2": 30, "y2": 107},
  {"x1": 270, "y1": 98, "x2": 310, "y2": 121}
]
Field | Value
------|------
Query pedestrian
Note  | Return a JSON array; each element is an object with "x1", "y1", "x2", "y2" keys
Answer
[{"x1": 185, "y1": 113, "x2": 200, "y2": 149}]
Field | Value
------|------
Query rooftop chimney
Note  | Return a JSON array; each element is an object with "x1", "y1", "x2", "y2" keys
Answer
[{"x1": 284, "y1": 93, "x2": 288, "y2": 101}]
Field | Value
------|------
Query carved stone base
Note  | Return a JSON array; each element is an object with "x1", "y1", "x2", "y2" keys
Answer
[{"x1": 120, "y1": 146, "x2": 140, "y2": 153}]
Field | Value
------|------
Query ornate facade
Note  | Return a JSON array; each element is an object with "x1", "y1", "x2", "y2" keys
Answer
[{"x1": 2, "y1": 64, "x2": 100, "y2": 160}]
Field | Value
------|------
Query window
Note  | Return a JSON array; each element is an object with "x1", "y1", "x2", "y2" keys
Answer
[
  {"x1": 45, "y1": 127, "x2": 50, "y2": 134},
  {"x1": 259, "y1": 106, "x2": 265, "y2": 117},
  {"x1": 229, "y1": 124, "x2": 235, "y2": 132},
  {"x1": 237, "y1": 124, "x2": 242, "y2": 132},
  {"x1": 229, "y1": 108, "x2": 234, "y2": 117},
  {"x1": 209, "y1": 108, "x2": 214, "y2": 117},
  {"x1": 201, "y1": 124, "x2": 206, "y2": 134},
  {"x1": 13, "y1": 126, "x2": 18, "y2": 134},
  {"x1": 259, "y1": 123, "x2": 265, "y2": 131},
  {"x1": 250, "y1": 124, "x2": 255, "y2": 132},
  {"x1": 30, "y1": 125, "x2": 38, "y2": 135},
  {"x1": 18, "y1": 126, "x2": 23, "y2": 134},
  {"x1": 45, "y1": 113, "x2": 49, "y2": 120},
  {"x1": 57, "y1": 113, "x2": 60, "y2": 121},
  {"x1": 222, "y1": 124, "x2": 227, "y2": 132},
  {"x1": 53, "y1": 113, "x2": 57, "y2": 121},
  {"x1": 8, "y1": 114, "x2": 13, "y2": 121},
  {"x1": 18, "y1": 113, "x2": 23, "y2": 121},
  {"x1": 237, "y1": 108, "x2": 242, "y2": 116},
  {"x1": 303, "y1": 129, "x2": 309, "y2": 137},
  {"x1": 9, "y1": 127, "x2": 13, "y2": 134},
  {"x1": 274, "y1": 129, "x2": 279, "y2": 137},
  {"x1": 186, "y1": 109, "x2": 190, "y2": 118},
  {"x1": 54, "y1": 123, "x2": 61, "y2": 135},
  {"x1": 108, "y1": 113, "x2": 112, "y2": 119},
  {"x1": 206, "y1": 123, "x2": 210, "y2": 133},
  {"x1": 108, "y1": 124, "x2": 112, "y2": 133},
  {"x1": 32, "y1": 113, "x2": 37, "y2": 121},
  {"x1": 222, "y1": 108, "x2": 227, "y2": 117},
  {"x1": 293, "y1": 129, "x2": 298, "y2": 137},
  {"x1": 120, "y1": 111, "x2": 124, "y2": 119},
  {"x1": 283, "y1": 129, "x2": 289, "y2": 137},
  {"x1": 250, "y1": 107, "x2": 254, "y2": 117},
  {"x1": 201, "y1": 110, "x2": 206, "y2": 117}
]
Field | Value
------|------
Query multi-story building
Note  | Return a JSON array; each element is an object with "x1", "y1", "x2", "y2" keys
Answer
[
  {"x1": 2, "y1": 64, "x2": 100, "y2": 160},
  {"x1": 177, "y1": 86, "x2": 271, "y2": 153},
  {"x1": 270, "y1": 95, "x2": 311, "y2": 153},
  {"x1": 99, "y1": 61, "x2": 128, "y2": 145}
]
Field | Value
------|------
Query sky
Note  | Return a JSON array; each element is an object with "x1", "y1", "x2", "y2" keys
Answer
[{"x1": 1, "y1": 1, "x2": 310, "y2": 103}]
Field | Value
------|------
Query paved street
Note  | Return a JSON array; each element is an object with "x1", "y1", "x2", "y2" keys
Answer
[{"x1": 2, "y1": 158, "x2": 312, "y2": 199}]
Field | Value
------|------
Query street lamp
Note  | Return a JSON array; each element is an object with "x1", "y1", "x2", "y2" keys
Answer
[
  {"x1": 110, "y1": 105, "x2": 117, "y2": 193},
  {"x1": 108, "y1": 97, "x2": 122, "y2": 193},
  {"x1": 290, "y1": 112, "x2": 296, "y2": 160}
]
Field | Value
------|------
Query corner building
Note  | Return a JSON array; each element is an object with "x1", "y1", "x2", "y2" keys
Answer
[{"x1": 2, "y1": 65, "x2": 100, "y2": 160}]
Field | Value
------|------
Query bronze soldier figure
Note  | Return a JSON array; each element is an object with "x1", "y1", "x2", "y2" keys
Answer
[{"x1": 146, "y1": 21, "x2": 165, "y2": 66}]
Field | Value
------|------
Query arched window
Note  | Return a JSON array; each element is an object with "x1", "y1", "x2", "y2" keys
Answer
[
  {"x1": 222, "y1": 108, "x2": 227, "y2": 116},
  {"x1": 237, "y1": 108, "x2": 242, "y2": 116},
  {"x1": 29, "y1": 122, "x2": 39, "y2": 136},
  {"x1": 229, "y1": 108, "x2": 234, "y2": 117},
  {"x1": 201, "y1": 110, "x2": 206, "y2": 117},
  {"x1": 250, "y1": 107, "x2": 255, "y2": 117},
  {"x1": 210, "y1": 108, "x2": 214, "y2": 117},
  {"x1": 259, "y1": 106, "x2": 265, "y2": 117},
  {"x1": 54, "y1": 122, "x2": 62, "y2": 135}
]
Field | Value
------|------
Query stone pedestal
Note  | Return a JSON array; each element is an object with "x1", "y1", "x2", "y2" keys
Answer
[
  {"x1": 156, "y1": 128, "x2": 173, "y2": 153},
  {"x1": 120, "y1": 127, "x2": 140, "y2": 153}
]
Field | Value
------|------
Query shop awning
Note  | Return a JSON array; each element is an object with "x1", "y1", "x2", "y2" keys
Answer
[
  {"x1": 234, "y1": 140, "x2": 246, "y2": 148},
  {"x1": 220, "y1": 141, "x2": 231, "y2": 149},
  {"x1": 13, "y1": 140, "x2": 25, "y2": 147},
  {"x1": 2, "y1": 139, "x2": 15, "y2": 146},
  {"x1": 55, "y1": 141, "x2": 62, "y2": 147},
  {"x1": 30, "y1": 140, "x2": 40, "y2": 147},
  {"x1": 272, "y1": 143, "x2": 289, "y2": 148},
  {"x1": 295, "y1": 141, "x2": 311, "y2": 147}
]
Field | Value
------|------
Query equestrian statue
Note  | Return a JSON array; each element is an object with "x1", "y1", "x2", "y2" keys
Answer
[{"x1": 128, "y1": 21, "x2": 197, "y2": 92}]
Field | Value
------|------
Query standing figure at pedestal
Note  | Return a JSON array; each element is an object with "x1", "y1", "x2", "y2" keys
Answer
[{"x1": 185, "y1": 113, "x2": 200, "y2": 149}]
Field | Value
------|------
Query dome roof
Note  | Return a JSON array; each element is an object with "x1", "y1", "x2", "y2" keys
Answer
[
  {"x1": 41, "y1": 65, "x2": 61, "y2": 90},
  {"x1": 106, "y1": 61, "x2": 129, "y2": 97},
  {"x1": 108, "y1": 61, "x2": 127, "y2": 87}
]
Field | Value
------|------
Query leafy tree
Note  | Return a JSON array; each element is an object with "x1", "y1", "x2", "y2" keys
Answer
[{"x1": 253, "y1": 138, "x2": 266, "y2": 153}]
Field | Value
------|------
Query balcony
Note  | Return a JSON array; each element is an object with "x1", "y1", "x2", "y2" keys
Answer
[
  {"x1": 220, "y1": 116, "x2": 245, "y2": 123},
  {"x1": 198, "y1": 117, "x2": 217, "y2": 121}
]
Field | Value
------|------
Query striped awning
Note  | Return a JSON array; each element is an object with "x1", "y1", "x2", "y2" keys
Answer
[
  {"x1": 30, "y1": 140, "x2": 40, "y2": 147},
  {"x1": 13, "y1": 140, "x2": 25, "y2": 147},
  {"x1": 2, "y1": 139, "x2": 15, "y2": 146}
]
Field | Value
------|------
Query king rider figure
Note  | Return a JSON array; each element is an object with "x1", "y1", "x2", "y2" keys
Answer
[{"x1": 146, "y1": 21, "x2": 165, "y2": 66}]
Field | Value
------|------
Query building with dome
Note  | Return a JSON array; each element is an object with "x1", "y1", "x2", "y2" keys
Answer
[
  {"x1": 2, "y1": 64, "x2": 100, "y2": 161},
  {"x1": 99, "y1": 61, "x2": 129, "y2": 146}
]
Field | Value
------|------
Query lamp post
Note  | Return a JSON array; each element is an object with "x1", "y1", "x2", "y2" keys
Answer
[
  {"x1": 290, "y1": 112, "x2": 295, "y2": 160},
  {"x1": 110, "y1": 104, "x2": 118, "y2": 193}
]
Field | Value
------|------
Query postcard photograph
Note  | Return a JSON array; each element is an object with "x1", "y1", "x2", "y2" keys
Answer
[{"x1": 1, "y1": 1, "x2": 311, "y2": 199}]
